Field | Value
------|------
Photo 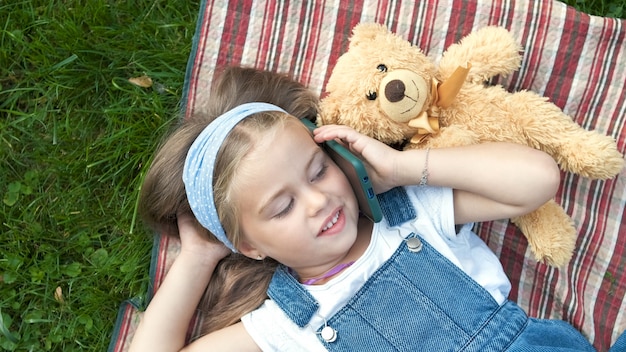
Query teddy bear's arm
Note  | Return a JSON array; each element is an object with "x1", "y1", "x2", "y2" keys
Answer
[{"x1": 439, "y1": 26, "x2": 522, "y2": 83}]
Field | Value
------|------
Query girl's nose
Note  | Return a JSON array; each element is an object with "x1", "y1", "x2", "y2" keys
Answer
[{"x1": 305, "y1": 186, "x2": 329, "y2": 217}]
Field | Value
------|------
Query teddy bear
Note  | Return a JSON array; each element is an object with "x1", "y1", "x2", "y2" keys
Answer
[{"x1": 318, "y1": 23, "x2": 624, "y2": 267}]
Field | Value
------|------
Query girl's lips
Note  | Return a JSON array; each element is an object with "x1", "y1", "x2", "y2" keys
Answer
[{"x1": 318, "y1": 208, "x2": 345, "y2": 237}]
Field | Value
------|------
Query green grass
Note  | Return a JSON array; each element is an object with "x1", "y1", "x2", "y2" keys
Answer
[
  {"x1": 1, "y1": 0, "x2": 197, "y2": 350},
  {"x1": 562, "y1": 0, "x2": 624, "y2": 17},
  {"x1": 0, "y1": 0, "x2": 623, "y2": 351}
]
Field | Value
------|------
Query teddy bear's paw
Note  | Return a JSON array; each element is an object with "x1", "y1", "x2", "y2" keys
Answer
[
  {"x1": 439, "y1": 26, "x2": 522, "y2": 83},
  {"x1": 556, "y1": 137, "x2": 625, "y2": 179},
  {"x1": 511, "y1": 201, "x2": 577, "y2": 268}
]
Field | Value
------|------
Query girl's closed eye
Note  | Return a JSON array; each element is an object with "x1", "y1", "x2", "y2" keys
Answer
[
  {"x1": 311, "y1": 162, "x2": 329, "y2": 182},
  {"x1": 275, "y1": 160, "x2": 328, "y2": 219},
  {"x1": 275, "y1": 199, "x2": 294, "y2": 219}
]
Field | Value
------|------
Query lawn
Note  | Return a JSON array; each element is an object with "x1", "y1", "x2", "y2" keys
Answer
[
  {"x1": 1, "y1": 0, "x2": 197, "y2": 350},
  {"x1": 0, "y1": 0, "x2": 623, "y2": 351}
]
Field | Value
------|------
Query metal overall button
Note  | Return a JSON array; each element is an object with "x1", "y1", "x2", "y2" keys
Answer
[
  {"x1": 321, "y1": 325, "x2": 337, "y2": 342},
  {"x1": 406, "y1": 237, "x2": 423, "y2": 252}
]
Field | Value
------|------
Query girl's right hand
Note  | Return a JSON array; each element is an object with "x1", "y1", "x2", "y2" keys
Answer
[
  {"x1": 313, "y1": 124, "x2": 402, "y2": 193},
  {"x1": 177, "y1": 212, "x2": 231, "y2": 265}
]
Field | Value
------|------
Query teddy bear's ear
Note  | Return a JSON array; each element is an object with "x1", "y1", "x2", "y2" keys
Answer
[{"x1": 349, "y1": 22, "x2": 389, "y2": 49}]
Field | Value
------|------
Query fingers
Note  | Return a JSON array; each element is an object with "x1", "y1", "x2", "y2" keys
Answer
[
  {"x1": 313, "y1": 124, "x2": 376, "y2": 156},
  {"x1": 177, "y1": 213, "x2": 232, "y2": 262},
  {"x1": 314, "y1": 124, "x2": 393, "y2": 157},
  {"x1": 313, "y1": 124, "x2": 399, "y2": 193},
  {"x1": 176, "y1": 212, "x2": 210, "y2": 242},
  {"x1": 176, "y1": 213, "x2": 206, "y2": 244},
  {"x1": 313, "y1": 124, "x2": 361, "y2": 144}
]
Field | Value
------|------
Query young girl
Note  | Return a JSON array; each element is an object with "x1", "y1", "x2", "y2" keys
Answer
[
  {"x1": 129, "y1": 68, "x2": 611, "y2": 351},
  {"x1": 137, "y1": 67, "x2": 318, "y2": 334}
]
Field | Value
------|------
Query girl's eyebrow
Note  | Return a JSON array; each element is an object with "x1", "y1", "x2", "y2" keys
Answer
[{"x1": 257, "y1": 148, "x2": 324, "y2": 216}]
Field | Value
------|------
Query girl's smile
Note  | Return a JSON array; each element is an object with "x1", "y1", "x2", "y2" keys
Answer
[{"x1": 318, "y1": 208, "x2": 345, "y2": 237}]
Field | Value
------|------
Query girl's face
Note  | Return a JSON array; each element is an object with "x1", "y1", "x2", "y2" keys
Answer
[{"x1": 233, "y1": 119, "x2": 361, "y2": 279}]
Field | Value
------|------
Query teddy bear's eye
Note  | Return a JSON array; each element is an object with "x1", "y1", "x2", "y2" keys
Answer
[
  {"x1": 377, "y1": 64, "x2": 388, "y2": 72},
  {"x1": 366, "y1": 91, "x2": 378, "y2": 100}
]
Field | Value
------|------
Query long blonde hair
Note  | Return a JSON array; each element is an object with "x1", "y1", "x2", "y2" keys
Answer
[{"x1": 138, "y1": 66, "x2": 319, "y2": 337}]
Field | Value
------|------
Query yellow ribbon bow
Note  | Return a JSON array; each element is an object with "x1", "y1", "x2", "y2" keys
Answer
[{"x1": 408, "y1": 63, "x2": 471, "y2": 144}]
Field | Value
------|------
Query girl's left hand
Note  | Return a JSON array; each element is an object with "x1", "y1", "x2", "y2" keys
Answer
[{"x1": 313, "y1": 124, "x2": 400, "y2": 193}]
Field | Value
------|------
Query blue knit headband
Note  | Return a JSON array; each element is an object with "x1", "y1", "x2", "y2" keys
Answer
[{"x1": 183, "y1": 102, "x2": 287, "y2": 252}]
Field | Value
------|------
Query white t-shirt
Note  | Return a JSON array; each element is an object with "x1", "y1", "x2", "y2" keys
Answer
[{"x1": 241, "y1": 186, "x2": 511, "y2": 351}]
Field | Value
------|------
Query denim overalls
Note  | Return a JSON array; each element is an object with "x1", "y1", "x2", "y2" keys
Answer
[{"x1": 266, "y1": 187, "x2": 597, "y2": 351}]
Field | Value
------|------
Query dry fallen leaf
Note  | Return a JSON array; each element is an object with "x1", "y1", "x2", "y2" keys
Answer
[
  {"x1": 54, "y1": 286, "x2": 65, "y2": 303},
  {"x1": 128, "y1": 75, "x2": 153, "y2": 88}
]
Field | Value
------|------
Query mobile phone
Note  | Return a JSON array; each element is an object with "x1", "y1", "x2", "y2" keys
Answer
[{"x1": 301, "y1": 119, "x2": 383, "y2": 222}]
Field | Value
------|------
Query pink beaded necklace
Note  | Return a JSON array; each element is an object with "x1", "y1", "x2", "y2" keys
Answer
[{"x1": 300, "y1": 261, "x2": 356, "y2": 285}]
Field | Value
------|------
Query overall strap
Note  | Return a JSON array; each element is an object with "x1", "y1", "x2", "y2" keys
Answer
[
  {"x1": 267, "y1": 265, "x2": 319, "y2": 328},
  {"x1": 377, "y1": 187, "x2": 416, "y2": 227}
]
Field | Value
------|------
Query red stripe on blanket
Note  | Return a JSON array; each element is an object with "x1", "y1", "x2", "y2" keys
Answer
[
  {"x1": 289, "y1": 1, "x2": 323, "y2": 85},
  {"x1": 257, "y1": 2, "x2": 286, "y2": 69},
  {"x1": 374, "y1": 0, "x2": 388, "y2": 26},
  {"x1": 374, "y1": 0, "x2": 403, "y2": 31},
  {"x1": 320, "y1": 0, "x2": 365, "y2": 97},
  {"x1": 185, "y1": 2, "x2": 216, "y2": 118},
  {"x1": 111, "y1": 305, "x2": 133, "y2": 352},
  {"x1": 152, "y1": 235, "x2": 171, "y2": 292},
  {"x1": 580, "y1": 19, "x2": 626, "y2": 135},
  {"x1": 545, "y1": 9, "x2": 590, "y2": 109},
  {"x1": 595, "y1": 216, "x2": 626, "y2": 349},
  {"x1": 487, "y1": 0, "x2": 516, "y2": 28},
  {"x1": 222, "y1": 0, "x2": 252, "y2": 66},
  {"x1": 405, "y1": 0, "x2": 438, "y2": 52},
  {"x1": 517, "y1": 0, "x2": 553, "y2": 92},
  {"x1": 447, "y1": 0, "x2": 479, "y2": 44}
]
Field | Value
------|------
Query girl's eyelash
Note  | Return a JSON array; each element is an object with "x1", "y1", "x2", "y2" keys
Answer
[
  {"x1": 275, "y1": 200, "x2": 294, "y2": 218},
  {"x1": 275, "y1": 161, "x2": 327, "y2": 219},
  {"x1": 313, "y1": 163, "x2": 329, "y2": 181}
]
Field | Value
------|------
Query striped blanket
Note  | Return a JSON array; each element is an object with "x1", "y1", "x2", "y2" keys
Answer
[{"x1": 110, "y1": 0, "x2": 626, "y2": 351}]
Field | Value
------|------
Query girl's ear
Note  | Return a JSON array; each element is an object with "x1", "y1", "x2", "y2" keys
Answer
[{"x1": 237, "y1": 240, "x2": 262, "y2": 260}]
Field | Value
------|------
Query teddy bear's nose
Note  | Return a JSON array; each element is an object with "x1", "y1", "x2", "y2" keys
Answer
[{"x1": 385, "y1": 79, "x2": 406, "y2": 103}]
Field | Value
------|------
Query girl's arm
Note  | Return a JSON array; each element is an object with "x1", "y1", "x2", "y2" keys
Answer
[
  {"x1": 415, "y1": 142, "x2": 560, "y2": 224},
  {"x1": 129, "y1": 214, "x2": 259, "y2": 352},
  {"x1": 180, "y1": 322, "x2": 260, "y2": 352},
  {"x1": 313, "y1": 125, "x2": 560, "y2": 224}
]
